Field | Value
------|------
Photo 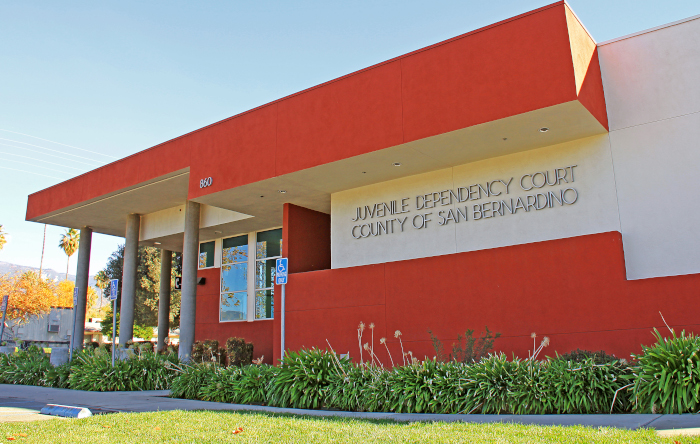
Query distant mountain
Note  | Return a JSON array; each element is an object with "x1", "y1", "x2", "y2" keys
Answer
[
  {"x1": 0, "y1": 261, "x2": 109, "y2": 307},
  {"x1": 0, "y1": 261, "x2": 76, "y2": 282}
]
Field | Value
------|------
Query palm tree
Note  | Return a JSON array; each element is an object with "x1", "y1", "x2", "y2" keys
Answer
[
  {"x1": 58, "y1": 228, "x2": 80, "y2": 280},
  {"x1": 94, "y1": 270, "x2": 109, "y2": 308},
  {"x1": 0, "y1": 225, "x2": 6, "y2": 251}
]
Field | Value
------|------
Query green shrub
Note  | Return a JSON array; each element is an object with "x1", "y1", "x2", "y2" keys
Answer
[
  {"x1": 226, "y1": 337, "x2": 253, "y2": 367},
  {"x1": 430, "y1": 362, "x2": 473, "y2": 414},
  {"x1": 192, "y1": 340, "x2": 226, "y2": 365},
  {"x1": 543, "y1": 357, "x2": 632, "y2": 413},
  {"x1": 462, "y1": 354, "x2": 520, "y2": 414},
  {"x1": 198, "y1": 366, "x2": 240, "y2": 403},
  {"x1": 69, "y1": 348, "x2": 177, "y2": 391},
  {"x1": 629, "y1": 328, "x2": 700, "y2": 413},
  {"x1": 44, "y1": 363, "x2": 72, "y2": 388},
  {"x1": 236, "y1": 364, "x2": 277, "y2": 405},
  {"x1": 386, "y1": 359, "x2": 447, "y2": 413},
  {"x1": 325, "y1": 364, "x2": 393, "y2": 413},
  {"x1": 269, "y1": 348, "x2": 348, "y2": 409},
  {"x1": 197, "y1": 363, "x2": 277, "y2": 404},
  {"x1": 558, "y1": 349, "x2": 620, "y2": 364},
  {"x1": 0, "y1": 346, "x2": 51, "y2": 386},
  {"x1": 170, "y1": 362, "x2": 220, "y2": 399},
  {"x1": 507, "y1": 359, "x2": 552, "y2": 415}
]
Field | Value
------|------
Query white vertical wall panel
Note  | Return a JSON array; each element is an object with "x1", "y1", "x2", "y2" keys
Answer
[
  {"x1": 453, "y1": 135, "x2": 620, "y2": 254},
  {"x1": 608, "y1": 112, "x2": 700, "y2": 280},
  {"x1": 601, "y1": 16, "x2": 700, "y2": 280},
  {"x1": 599, "y1": 16, "x2": 700, "y2": 131},
  {"x1": 331, "y1": 169, "x2": 458, "y2": 268},
  {"x1": 331, "y1": 135, "x2": 620, "y2": 269}
]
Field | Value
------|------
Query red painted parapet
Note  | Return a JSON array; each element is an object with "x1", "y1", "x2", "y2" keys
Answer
[{"x1": 26, "y1": 2, "x2": 607, "y2": 223}]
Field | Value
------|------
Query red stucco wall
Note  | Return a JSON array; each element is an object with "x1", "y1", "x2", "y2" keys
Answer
[
  {"x1": 194, "y1": 267, "x2": 274, "y2": 363},
  {"x1": 197, "y1": 231, "x2": 700, "y2": 365},
  {"x1": 282, "y1": 203, "x2": 331, "y2": 274},
  {"x1": 272, "y1": 231, "x2": 700, "y2": 364}
]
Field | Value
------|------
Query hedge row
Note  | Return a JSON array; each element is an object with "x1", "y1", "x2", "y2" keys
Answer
[
  {"x1": 0, "y1": 347, "x2": 178, "y2": 391},
  {"x1": 1, "y1": 329, "x2": 699, "y2": 414}
]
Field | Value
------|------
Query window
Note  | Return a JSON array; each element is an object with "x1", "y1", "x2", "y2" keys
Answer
[
  {"x1": 255, "y1": 229, "x2": 282, "y2": 319},
  {"x1": 199, "y1": 241, "x2": 215, "y2": 269},
  {"x1": 220, "y1": 235, "x2": 248, "y2": 321}
]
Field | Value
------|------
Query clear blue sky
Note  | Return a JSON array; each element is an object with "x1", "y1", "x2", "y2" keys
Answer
[{"x1": 1, "y1": 0, "x2": 697, "y2": 278}]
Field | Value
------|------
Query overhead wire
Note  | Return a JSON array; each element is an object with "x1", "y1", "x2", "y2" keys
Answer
[
  {"x1": 0, "y1": 166, "x2": 65, "y2": 180},
  {"x1": 0, "y1": 129, "x2": 117, "y2": 159},
  {"x1": 0, "y1": 142, "x2": 103, "y2": 167},
  {"x1": 0, "y1": 137, "x2": 107, "y2": 165},
  {"x1": 1, "y1": 158, "x2": 73, "y2": 177},
  {"x1": 0, "y1": 151, "x2": 88, "y2": 172}
]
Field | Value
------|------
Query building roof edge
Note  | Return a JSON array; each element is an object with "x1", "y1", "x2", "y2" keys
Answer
[{"x1": 599, "y1": 13, "x2": 700, "y2": 46}]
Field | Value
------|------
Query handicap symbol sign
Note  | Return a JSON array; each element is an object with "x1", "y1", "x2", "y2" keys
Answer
[
  {"x1": 110, "y1": 279, "x2": 119, "y2": 301},
  {"x1": 275, "y1": 258, "x2": 288, "y2": 285}
]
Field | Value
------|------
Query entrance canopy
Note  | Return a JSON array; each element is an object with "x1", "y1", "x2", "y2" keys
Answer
[{"x1": 26, "y1": 1, "x2": 608, "y2": 252}]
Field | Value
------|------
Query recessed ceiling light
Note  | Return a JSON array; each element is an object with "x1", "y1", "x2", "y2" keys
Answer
[
  {"x1": 503, "y1": 137, "x2": 508, "y2": 141},
  {"x1": 539, "y1": 127, "x2": 549, "y2": 133},
  {"x1": 260, "y1": 195, "x2": 264, "y2": 198},
  {"x1": 393, "y1": 162, "x2": 401, "y2": 167},
  {"x1": 154, "y1": 242, "x2": 161, "y2": 245},
  {"x1": 278, "y1": 190, "x2": 287, "y2": 194},
  {"x1": 362, "y1": 171, "x2": 366, "y2": 174},
  {"x1": 214, "y1": 230, "x2": 222, "y2": 234}
]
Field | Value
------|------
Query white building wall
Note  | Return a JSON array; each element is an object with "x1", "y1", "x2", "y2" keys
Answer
[
  {"x1": 600, "y1": 15, "x2": 700, "y2": 280},
  {"x1": 140, "y1": 204, "x2": 252, "y2": 241},
  {"x1": 331, "y1": 134, "x2": 621, "y2": 269}
]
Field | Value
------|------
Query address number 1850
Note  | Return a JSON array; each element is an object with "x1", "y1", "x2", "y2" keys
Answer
[{"x1": 199, "y1": 177, "x2": 213, "y2": 189}]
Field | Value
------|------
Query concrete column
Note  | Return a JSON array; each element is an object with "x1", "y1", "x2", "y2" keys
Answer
[
  {"x1": 119, "y1": 213, "x2": 140, "y2": 346},
  {"x1": 156, "y1": 249, "x2": 172, "y2": 352},
  {"x1": 72, "y1": 226, "x2": 92, "y2": 351},
  {"x1": 179, "y1": 201, "x2": 200, "y2": 362}
]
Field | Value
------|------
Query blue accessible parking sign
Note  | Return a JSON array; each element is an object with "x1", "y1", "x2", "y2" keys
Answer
[
  {"x1": 110, "y1": 279, "x2": 119, "y2": 301},
  {"x1": 276, "y1": 258, "x2": 288, "y2": 285}
]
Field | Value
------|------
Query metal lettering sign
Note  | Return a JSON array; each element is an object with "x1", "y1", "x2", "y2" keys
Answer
[
  {"x1": 73, "y1": 287, "x2": 79, "y2": 307},
  {"x1": 109, "y1": 279, "x2": 119, "y2": 301},
  {"x1": 275, "y1": 258, "x2": 288, "y2": 285},
  {"x1": 1, "y1": 295, "x2": 8, "y2": 312}
]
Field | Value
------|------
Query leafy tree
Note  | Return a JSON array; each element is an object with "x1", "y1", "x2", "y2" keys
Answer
[
  {"x1": 0, "y1": 224, "x2": 7, "y2": 251},
  {"x1": 58, "y1": 228, "x2": 80, "y2": 280},
  {"x1": 54, "y1": 280, "x2": 98, "y2": 309},
  {"x1": 100, "y1": 309, "x2": 118, "y2": 338},
  {"x1": 0, "y1": 272, "x2": 95, "y2": 323},
  {"x1": 134, "y1": 324, "x2": 155, "y2": 341},
  {"x1": 100, "y1": 244, "x2": 181, "y2": 329},
  {"x1": 0, "y1": 272, "x2": 54, "y2": 322},
  {"x1": 99, "y1": 308, "x2": 153, "y2": 340}
]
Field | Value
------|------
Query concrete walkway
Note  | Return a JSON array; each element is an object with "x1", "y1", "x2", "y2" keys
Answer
[{"x1": 1, "y1": 384, "x2": 699, "y2": 434}]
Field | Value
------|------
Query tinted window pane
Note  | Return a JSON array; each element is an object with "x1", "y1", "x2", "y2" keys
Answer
[
  {"x1": 221, "y1": 263, "x2": 247, "y2": 293},
  {"x1": 223, "y1": 235, "x2": 248, "y2": 249},
  {"x1": 255, "y1": 259, "x2": 276, "y2": 289},
  {"x1": 199, "y1": 241, "x2": 215, "y2": 268},
  {"x1": 221, "y1": 292, "x2": 247, "y2": 321},
  {"x1": 255, "y1": 289, "x2": 274, "y2": 320},
  {"x1": 256, "y1": 229, "x2": 282, "y2": 259},
  {"x1": 223, "y1": 245, "x2": 248, "y2": 265}
]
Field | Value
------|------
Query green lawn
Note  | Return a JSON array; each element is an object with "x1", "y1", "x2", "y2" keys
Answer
[{"x1": 1, "y1": 410, "x2": 697, "y2": 443}]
